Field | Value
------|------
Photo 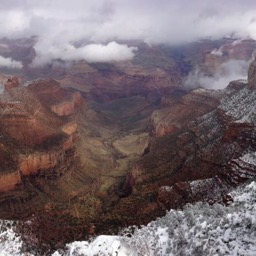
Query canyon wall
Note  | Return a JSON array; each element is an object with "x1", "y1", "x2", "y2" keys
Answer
[
  {"x1": 0, "y1": 78, "x2": 82, "y2": 192},
  {"x1": 0, "y1": 39, "x2": 255, "y2": 249}
]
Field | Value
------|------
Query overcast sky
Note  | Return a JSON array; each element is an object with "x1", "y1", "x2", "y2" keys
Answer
[{"x1": 1, "y1": 0, "x2": 256, "y2": 65}]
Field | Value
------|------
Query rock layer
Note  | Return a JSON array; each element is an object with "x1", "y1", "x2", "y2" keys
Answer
[
  {"x1": 118, "y1": 79, "x2": 256, "y2": 221},
  {"x1": 0, "y1": 79, "x2": 82, "y2": 194},
  {"x1": 248, "y1": 58, "x2": 256, "y2": 89}
]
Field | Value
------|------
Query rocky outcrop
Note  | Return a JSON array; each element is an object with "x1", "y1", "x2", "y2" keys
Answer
[
  {"x1": 27, "y1": 79, "x2": 84, "y2": 115},
  {"x1": 118, "y1": 80, "x2": 256, "y2": 221},
  {"x1": 203, "y1": 39, "x2": 256, "y2": 75},
  {"x1": 0, "y1": 75, "x2": 21, "y2": 93},
  {"x1": 0, "y1": 78, "x2": 83, "y2": 192},
  {"x1": 61, "y1": 122, "x2": 78, "y2": 135},
  {"x1": 50, "y1": 92, "x2": 83, "y2": 116},
  {"x1": 0, "y1": 171, "x2": 21, "y2": 192},
  {"x1": 150, "y1": 88, "x2": 223, "y2": 136},
  {"x1": 60, "y1": 66, "x2": 182, "y2": 103},
  {"x1": 18, "y1": 151, "x2": 61, "y2": 176},
  {"x1": 157, "y1": 176, "x2": 234, "y2": 209},
  {"x1": 4, "y1": 77, "x2": 20, "y2": 92},
  {"x1": 248, "y1": 58, "x2": 256, "y2": 89}
]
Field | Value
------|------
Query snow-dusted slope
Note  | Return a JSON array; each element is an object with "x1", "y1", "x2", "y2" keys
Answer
[
  {"x1": 0, "y1": 221, "x2": 31, "y2": 256},
  {"x1": 51, "y1": 180, "x2": 256, "y2": 256},
  {"x1": 0, "y1": 180, "x2": 255, "y2": 256},
  {"x1": 220, "y1": 85, "x2": 256, "y2": 124},
  {"x1": 1, "y1": 82, "x2": 256, "y2": 256}
]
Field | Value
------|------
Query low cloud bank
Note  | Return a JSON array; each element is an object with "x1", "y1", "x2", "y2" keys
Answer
[
  {"x1": 184, "y1": 60, "x2": 250, "y2": 90},
  {"x1": 32, "y1": 41, "x2": 137, "y2": 66},
  {"x1": 0, "y1": 56, "x2": 22, "y2": 69}
]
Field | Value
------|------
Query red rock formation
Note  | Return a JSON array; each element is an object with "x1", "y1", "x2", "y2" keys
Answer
[
  {"x1": 18, "y1": 152, "x2": 60, "y2": 176},
  {"x1": 150, "y1": 88, "x2": 222, "y2": 136},
  {"x1": 61, "y1": 122, "x2": 77, "y2": 135},
  {"x1": 203, "y1": 39, "x2": 256, "y2": 75},
  {"x1": 0, "y1": 75, "x2": 21, "y2": 92},
  {"x1": 119, "y1": 77, "x2": 256, "y2": 219},
  {"x1": 4, "y1": 77, "x2": 20, "y2": 92},
  {"x1": 50, "y1": 92, "x2": 83, "y2": 116},
  {"x1": 0, "y1": 78, "x2": 83, "y2": 193},
  {"x1": 0, "y1": 172, "x2": 21, "y2": 192}
]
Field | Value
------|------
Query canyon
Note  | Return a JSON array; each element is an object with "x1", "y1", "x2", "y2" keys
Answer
[{"x1": 0, "y1": 38, "x2": 255, "y2": 250}]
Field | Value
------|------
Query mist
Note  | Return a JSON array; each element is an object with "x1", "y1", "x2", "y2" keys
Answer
[
  {"x1": 184, "y1": 60, "x2": 250, "y2": 90},
  {"x1": 0, "y1": 56, "x2": 22, "y2": 69}
]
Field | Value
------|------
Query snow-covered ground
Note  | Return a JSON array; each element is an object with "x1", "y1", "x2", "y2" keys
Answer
[
  {"x1": 220, "y1": 86, "x2": 256, "y2": 124},
  {"x1": 1, "y1": 180, "x2": 256, "y2": 255},
  {"x1": 0, "y1": 220, "x2": 32, "y2": 256}
]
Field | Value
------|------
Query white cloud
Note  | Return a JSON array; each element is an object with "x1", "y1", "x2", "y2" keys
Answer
[
  {"x1": 1, "y1": 1, "x2": 256, "y2": 42},
  {"x1": 0, "y1": 10, "x2": 30, "y2": 38},
  {"x1": 0, "y1": 56, "x2": 22, "y2": 69},
  {"x1": 184, "y1": 60, "x2": 250, "y2": 90},
  {"x1": 210, "y1": 47, "x2": 223, "y2": 56},
  {"x1": 78, "y1": 42, "x2": 137, "y2": 63},
  {"x1": 32, "y1": 41, "x2": 137, "y2": 66}
]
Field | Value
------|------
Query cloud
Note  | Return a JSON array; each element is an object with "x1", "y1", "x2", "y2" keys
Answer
[
  {"x1": 0, "y1": 56, "x2": 22, "y2": 69},
  {"x1": 77, "y1": 42, "x2": 137, "y2": 63},
  {"x1": 184, "y1": 60, "x2": 250, "y2": 90},
  {"x1": 1, "y1": 0, "x2": 256, "y2": 64},
  {"x1": 2, "y1": 1, "x2": 256, "y2": 42},
  {"x1": 210, "y1": 47, "x2": 224, "y2": 56},
  {"x1": 32, "y1": 41, "x2": 137, "y2": 66}
]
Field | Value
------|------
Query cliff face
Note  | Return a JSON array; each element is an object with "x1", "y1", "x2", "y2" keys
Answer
[
  {"x1": 0, "y1": 79, "x2": 82, "y2": 193},
  {"x1": 248, "y1": 58, "x2": 256, "y2": 89},
  {"x1": 117, "y1": 78, "x2": 256, "y2": 221},
  {"x1": 18, "y1": 152, "x2": 61, "y2": 176},
  {"x1": 60, "y1": 63, "x2": 182, "y2": 103},
  {"x1": 150, "y1": 89, "x2": 222, "y2": 136},
  {"x1": 203, "y1": 39, "x2": 256, "y2": 75},
  {"x1": 0, "y1": 172, "x2": 21, "y2": 192}
]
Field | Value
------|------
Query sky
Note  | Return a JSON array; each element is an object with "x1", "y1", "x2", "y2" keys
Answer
[{"x1": 1, "y1": 0, "x2": 256, "y2": 65}]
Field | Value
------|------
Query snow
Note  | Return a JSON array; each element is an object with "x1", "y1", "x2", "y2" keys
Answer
[
  {"x1": 240, "y1": 151, "x2": 256, "y2": 166},
  {"x1": 0, "y1": 220, "x2": 32, "y2": 256},
  {"x1": 0, "y1": 181, "x2": 256, "y2": 255},
  {"x1": 59, "y1": 236, "x2": 135, "y2": 256},
  {"x1": 52, "y1": 181, "x2": 256, "y2": 256},
  {"x1": 220, "y1": 86, "x2": 256, "y2": 124}
]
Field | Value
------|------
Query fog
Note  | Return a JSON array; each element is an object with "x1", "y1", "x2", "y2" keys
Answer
[
  {"x1": 184, "y1": 60, "x2": 250, "y2": 89},
  {"x1": 0, "y1": 56, "x2": 22, "y2": 69},
  {"x1": 1, "y1": 0, "x2": 256, "y2": 65}
]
